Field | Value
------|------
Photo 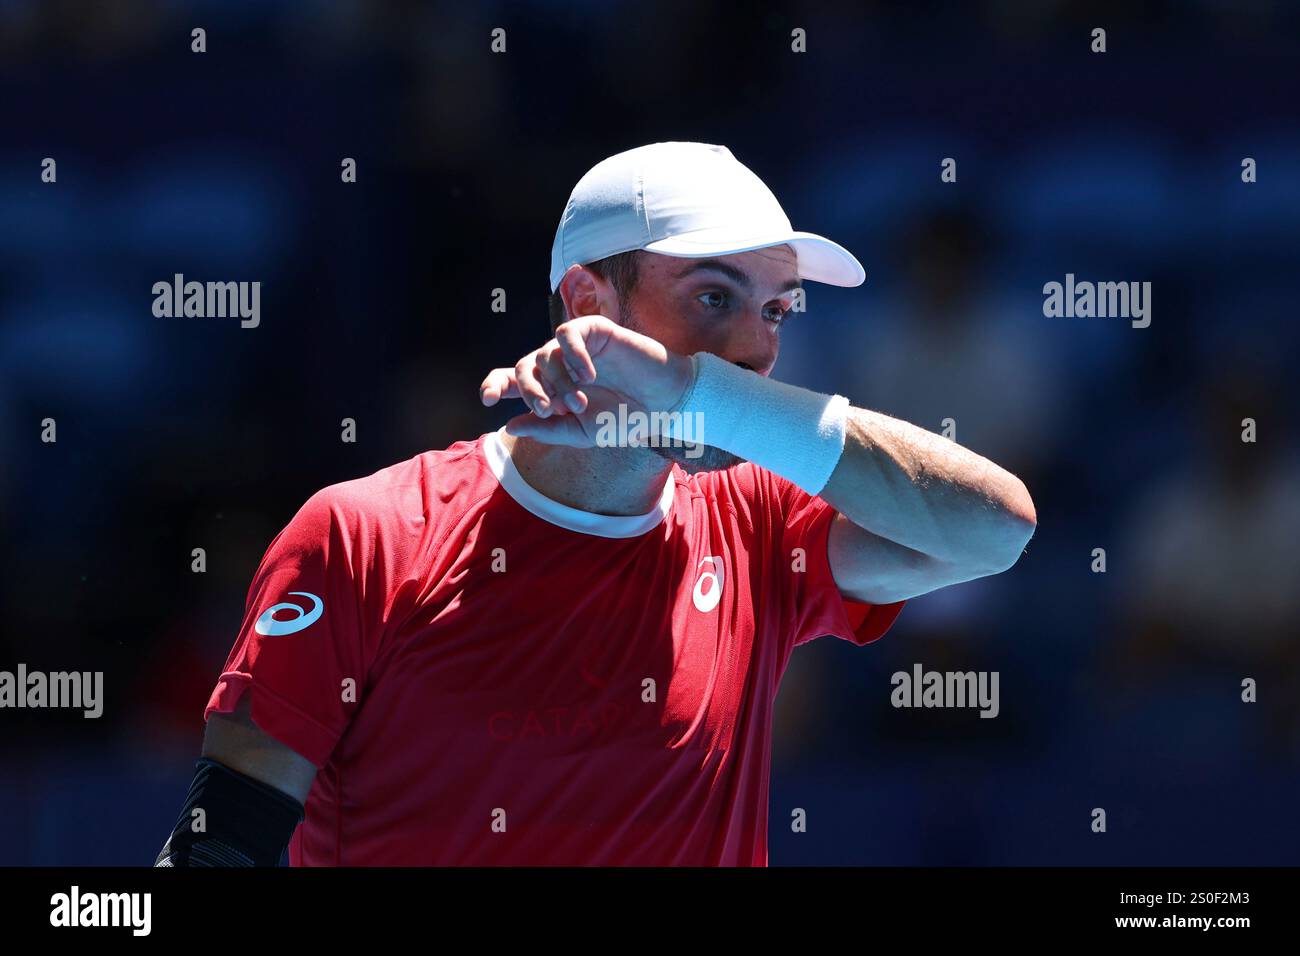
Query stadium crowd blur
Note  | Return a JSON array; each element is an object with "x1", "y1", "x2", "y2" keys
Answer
[{"x1": 2, "y1": 0, "x2": 1297, "y2": 864}]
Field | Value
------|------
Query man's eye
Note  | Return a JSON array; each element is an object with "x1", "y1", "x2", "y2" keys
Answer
[
  {"x1": 697, "y1": 291, "x2": 728, "y2": 310},
  {"x1": 763, "y1": 305, "x2": 791, "y2": 324}
]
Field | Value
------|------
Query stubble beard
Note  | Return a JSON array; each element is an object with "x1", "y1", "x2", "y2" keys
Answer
[{"x1": 646, "y1": 441, "x2": 743, "y2": 475}]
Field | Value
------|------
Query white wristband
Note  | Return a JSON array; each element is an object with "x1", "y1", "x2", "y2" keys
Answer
[{"x1": 660, "y1": 351, "x2": 850, "y2": 496}]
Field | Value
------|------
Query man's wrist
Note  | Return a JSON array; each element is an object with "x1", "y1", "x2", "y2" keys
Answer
[
  {"x1": 665, "y1": 353, "x2": 700, "y2": 414},
  {"x1": 659, "y1": 351, "x2": 850, "y2": 495}
]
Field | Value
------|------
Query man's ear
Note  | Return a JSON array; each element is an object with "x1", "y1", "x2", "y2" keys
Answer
[{"x1": 558, "y1": 266, "x2": 606, "y2": 322}]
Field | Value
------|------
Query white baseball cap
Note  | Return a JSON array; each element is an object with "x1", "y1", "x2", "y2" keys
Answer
[{"x1": 549, "y1": 141, "x2": 865, "y2": 293}]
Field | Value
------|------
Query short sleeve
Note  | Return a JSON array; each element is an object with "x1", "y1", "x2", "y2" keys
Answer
[
  {"x1": 204, "y1": 485, "x2": 387, "y2": 767},
  {"x1": 760, "y1": 469, "x2": 906, "y2": 650}
]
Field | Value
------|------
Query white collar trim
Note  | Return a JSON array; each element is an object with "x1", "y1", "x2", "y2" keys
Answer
[{"x1": 481, "y1": 428, "x2": 675, "y2": 539}]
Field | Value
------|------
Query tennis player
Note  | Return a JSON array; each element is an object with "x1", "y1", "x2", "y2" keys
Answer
[{"x1": 155, "y1": 142, "x2": 1036, "y2": 866}]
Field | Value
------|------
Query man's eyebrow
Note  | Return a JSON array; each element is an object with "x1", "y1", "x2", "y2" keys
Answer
[{"x1": 674, "y1": 258, "x2": 802, "y2": 295}]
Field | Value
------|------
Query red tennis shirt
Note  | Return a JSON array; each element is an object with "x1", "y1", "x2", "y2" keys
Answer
[{"x1": 205, "y1": 429, "x2": 905, "y2": 865}]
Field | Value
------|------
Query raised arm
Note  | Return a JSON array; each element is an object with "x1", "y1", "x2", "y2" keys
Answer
[
  {"x1": 820, "y1": 407, "x2": 1037, "y2": 604},
  {"x1": 484, "y1": 315, "x2": 1037, "y2": 606}
]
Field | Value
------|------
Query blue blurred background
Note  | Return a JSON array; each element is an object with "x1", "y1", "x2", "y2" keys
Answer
[{"x1": 1, "y1": 0, "x2": 1297, "y2": 865}]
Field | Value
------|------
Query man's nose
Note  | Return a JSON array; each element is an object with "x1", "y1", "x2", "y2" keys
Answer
[{"x1": 733, "y1": 318, "x2": 778, "y2": 377}]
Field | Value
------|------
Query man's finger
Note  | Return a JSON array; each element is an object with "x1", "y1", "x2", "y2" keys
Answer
[
  {"x1": 480, "y1": 368, "x2": 520, "y2": 406},
  {"x1": 502, "y1": 411, "x2": 590, "y2": 447},
  {"x1": 515, "y1": 355, "x2": 557, "y2": 417},
  {"x1": 535, "y1": 347, "x2": 585, "y2": 414},
  {"x1": 556, "y1": 321, "x2": 598, "y2": 384}
]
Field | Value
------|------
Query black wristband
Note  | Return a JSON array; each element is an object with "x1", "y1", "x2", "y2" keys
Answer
[{"x1": 154, "y1": 758, "x2": 306, "y2": 867}]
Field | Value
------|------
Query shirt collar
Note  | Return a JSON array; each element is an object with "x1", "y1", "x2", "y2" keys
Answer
[{"x1": 481, "y1": 428, "x2": 675, "y2": 539}]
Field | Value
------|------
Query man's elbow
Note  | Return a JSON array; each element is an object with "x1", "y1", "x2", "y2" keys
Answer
[
  {"x1": 985, "y1": 482, "x2": 1037, "y2": 574},
  {"x1": 961, "y1": 481, "x2": 1036, "y2": 577}
]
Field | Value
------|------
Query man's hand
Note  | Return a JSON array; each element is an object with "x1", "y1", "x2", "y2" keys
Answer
[{"x1": 479, "y1": 315, "x2": 694, "y2": 447}]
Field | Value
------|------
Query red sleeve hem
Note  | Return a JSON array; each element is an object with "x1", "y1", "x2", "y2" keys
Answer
[
  {"x1": 790, "y1": 500, "x2": 907, "y2": 648},
  {"x1": 204, "y1": 672, "x2": 341, "y2": 768},
  {"x1": 841, "y1": 598, "x2": 907, "y2": 646}
]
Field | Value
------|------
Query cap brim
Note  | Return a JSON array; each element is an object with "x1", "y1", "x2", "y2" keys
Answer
[{"x1": 643, "y1": 227, "x2": 865, "y2": 287}]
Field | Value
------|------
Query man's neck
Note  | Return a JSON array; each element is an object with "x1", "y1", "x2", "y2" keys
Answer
[{"x1": 499, "y1": 432, "x2": 674, "y2": 516}]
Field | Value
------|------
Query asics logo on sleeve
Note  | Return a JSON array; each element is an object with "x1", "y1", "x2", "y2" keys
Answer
[
  {"x1": 692, "y1": 556, "x2": 724, "y2": 613},
  {"x1": 254, "y1": 591, "x2": 324, "y2": 636}
]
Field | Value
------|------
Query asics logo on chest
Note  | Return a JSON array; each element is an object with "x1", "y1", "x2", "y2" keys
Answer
[{"x1": 692, "y1": 556, "x2": 724, "y2": 613}]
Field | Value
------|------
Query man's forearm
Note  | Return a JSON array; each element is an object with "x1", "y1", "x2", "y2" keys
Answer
[
  {"x1": 821, "y1": 406, "x2": 1037, "y2": 572},
  {"x1": 660, "y1": 352, "x2": 1036, "y2": 572}
]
